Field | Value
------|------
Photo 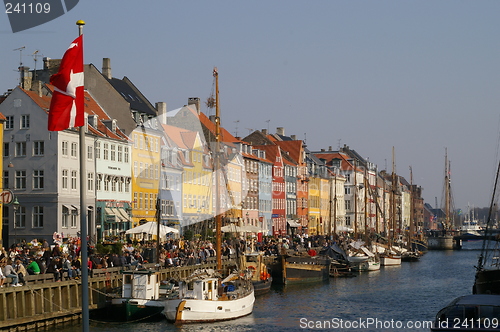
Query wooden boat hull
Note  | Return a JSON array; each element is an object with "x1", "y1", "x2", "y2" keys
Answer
[
  {"x1": 270, "y1": 255, "x2": 330, "y2": 285},
  {"x1": 253, "y1": 277, "x2": 272, "y2": 295},
  {"x1": 380, "y1": 255, "x2": 401, "y2": 266},
  {"x1": 474, "y1": 269, "x2": 500, "y2": 295},
  {"x1": 163, "y1": 291, "x2": 255, "y2": 323}
]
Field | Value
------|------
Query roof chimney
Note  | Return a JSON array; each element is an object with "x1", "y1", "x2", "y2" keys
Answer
[
  {"x1": 19, "y1": 66, "x2": 31, "y2": 90},
  {"x1": 276, "y1": 127, "x2": 284, "y2": 136},
  {"x1": 188, "y1": 97, "x2": 201, "y2": 114},
  {"x1": 328, "y1": 146, "x2": 332, "y2": 151},
  {"x1": 209, "y1": 115, "x2": 216, "y2": 123},
  {"x1": 31, "y1": 80, "x2": 43, "y2": 97},
  {"x1": 262, "y1": 129, "x2": 268, "y2": 135},
  {"x1": 156, "y1": 102, "x2": 167, "y2": 125},
  {"x1": 290, "y1": 135, "x2": 296, "y2": 140},
  {"x1": 102, "y1": 58, "x2": 111, "y2": 79}
]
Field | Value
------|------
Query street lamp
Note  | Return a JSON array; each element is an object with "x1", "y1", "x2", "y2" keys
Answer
[{"x1": 12, "y1": 197, "x2": 19, "y2": 246}]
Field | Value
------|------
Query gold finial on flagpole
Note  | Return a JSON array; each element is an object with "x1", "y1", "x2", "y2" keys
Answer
[{"x1": 76, "y1": 20, "x2": 85, "y2": 26}]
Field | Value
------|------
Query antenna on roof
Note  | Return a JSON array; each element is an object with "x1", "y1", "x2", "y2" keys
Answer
[
  {"x1": 265, "y1": 119, "x2": 270, "y2": 132},
  {"x1": 303, "y1": 132, "x2": 307, "y2": 148},
  {"x1": 13, "y1": 46, "x2": 25, "y2": 85},
  {"x1": 234, "y1": 120, "x2": 240, "y2": 137},
  {"x1": 13, "y1": 46, "x2": 25, "y2": 67},
  {"x1": 32, "y1": 50, "x2": 43, "y2": 81}
]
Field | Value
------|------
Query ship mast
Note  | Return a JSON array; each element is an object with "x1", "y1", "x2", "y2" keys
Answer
[{"x1": 214, "y1": 67, "x2": 222, "y2": 270}]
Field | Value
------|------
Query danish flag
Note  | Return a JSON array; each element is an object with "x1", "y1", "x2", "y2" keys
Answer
[{"x1": 48, "y1": 35, "x2": 84, "y2": 131}]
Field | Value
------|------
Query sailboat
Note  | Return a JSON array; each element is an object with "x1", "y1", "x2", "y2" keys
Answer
[
  {"x1": 162, "y1": 67, "x2": 255, "y2": 323},
  {"x1": 428, "y1": 150, "x2": 455, "y2": 250},
  {"x1": 380, "y1": 148, "x2": 401, "y2": 266},
  {"x1": 473, "y1": 161, "x2": 500, "y2": 295}
]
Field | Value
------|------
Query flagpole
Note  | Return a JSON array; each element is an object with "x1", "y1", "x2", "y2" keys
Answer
[{"x1": 76, "y1": 19, "x2": 89, "y2": 332}]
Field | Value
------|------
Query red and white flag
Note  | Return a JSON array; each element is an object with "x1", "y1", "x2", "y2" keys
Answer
[{"x1": 48, "y1": 35, "x2": 84, "y2": 131}]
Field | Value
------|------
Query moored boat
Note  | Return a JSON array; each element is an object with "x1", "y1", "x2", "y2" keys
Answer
[
  {"x1": 431, "y1": 294, "x2": 500, "y2": 331},
  {"x1": 244, "y1": 252, "x2": 272, "y2": 295},
  {"x1": 93, "y1": 269, "x2": 175, "y2": 322},
  {"x1": 162, "y1": 269, "x2": 254, "y2": 323}
]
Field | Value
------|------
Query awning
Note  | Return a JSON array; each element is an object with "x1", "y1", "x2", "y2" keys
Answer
[
  {"x1": 287, "y1": 220, "x2": 301, "y2": 228},
  {"x1": 105, "y1": 207, "x2": 131, "y2": 222},
  {"x1": 116, "y1": 208, "x2": 131, "y2": 221}
]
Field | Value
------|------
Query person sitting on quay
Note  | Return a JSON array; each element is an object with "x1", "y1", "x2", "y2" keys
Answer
[
  {"x1": 46, "y1": 257, "x2": 63, "y2": 282},
  {"x1": 13, "y1": 259, "x2": 27, "y2": 285},
  {"x1": 2, "y1": 259, "x2": 22, "y2": 286},
  {"x1": 71, "y1": 256, "x2": 81, "y2": 279},
  {"x1": 61, "y1": 255, "x2": 73, "y2": 280},
  {"x1": 26, "y1": 257, "x2": 41, "y2": 275}
]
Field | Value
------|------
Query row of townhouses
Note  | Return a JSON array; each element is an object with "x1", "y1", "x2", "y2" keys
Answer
[{"x1": 0, "y1": 57, "x2": 429, "y2": 248}]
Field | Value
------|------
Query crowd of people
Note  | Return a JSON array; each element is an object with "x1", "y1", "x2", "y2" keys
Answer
[{"x1": 0, "y1": 233, "x2": 337, "y2": 287}]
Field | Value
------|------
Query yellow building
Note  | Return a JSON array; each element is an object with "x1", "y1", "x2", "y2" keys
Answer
[
  {"x1": 163, "y1": 125, "x2": 212, "y2": 228},
  {"x1": 308, "y1": 176, "x2": 320, "y2": 235},
  {"x1": 130, "y1": 126, "x2": 162, "y2": 227}
]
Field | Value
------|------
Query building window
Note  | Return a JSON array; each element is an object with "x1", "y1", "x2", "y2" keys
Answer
[
  {"x1": 3, "y1": 142, "x2": 9, "y2": 157},
  {"x1": 104, "y1": 177, "x2": 109, "y2": 191},
  {"x1": 103, "y1": 143, "x2": 109, "y2": 160},
  {"x1": 71, "y1": 209, "x2": 77, "y2": 228},
  {"x1": 71, "y1": 170, "x2": 77, "y2": 190},
  {"x1": 3, "y1": 171, "x2": 9, "y2": 189},
  {"x1": 14, "y1": 206, "x2": 26, "y2": 228},
  {"x1": 87, "y1": 146, "x2": 93, "y2": 160},
  {"x1": 71, "y1": 142, "x2": 77, "y2": 157},
  {"x1": 33, "y1": 170, "x2": 44, "y2": 189},
  {"x1": 33, "y1": 141, "x2": 44, "y2": 156},
  {"x1": 125, "y1": 179, "x2": 130, "y2": 193},
  {"x1": 62, "y1": 206, "x2": 69, "y2": 228},
  {"x1": 110, "y1": 144, "x2": 116, "y2": 161},
  {"x1": 15, "y1": 170, "x2": 26, "y2": 189},
  {"x1": 117, "y1": 146, "x2": 123, "y2": 162},
  {"x1": 95, "y1": 141, "x2": 100, "y2": 159},
  {"x1": 87, "y1": 172, "x2": 94, "y2": 191},
  {"x1": 33, "y1": 206, "x2": 44, "y2": 228},
  {"x1": 5, "y1": 116, "x2": 14, "y2": 130},
  {"x1": 111, "y1": 178, "x2": 116, "y2": 192},
  {"x1": 15, "y1": 142, "x2": 26, "y2": 157},
  {"x1": 62, "y1": 141, "x2": 68, "y2": 156},
  {"x1": 124, "y1": 147, "x2": 129, "y2": 163},
  {"x1": 96, "y1": 175, "x2": 101, "y2": 191},
  {"x1": 20, "y1": 115, "x2": 30, "y2": 129},
  {"x1": 133, "y1": 192, "x2": 138, "y2": 209},
  {"x1": 62, "y1": 169, "x2": 68, "y2": 189}
]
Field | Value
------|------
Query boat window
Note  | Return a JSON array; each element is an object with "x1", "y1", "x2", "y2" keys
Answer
[
  {"x1": 479, "y1": 305, "x2": 500, "y2": 318},
  {"x1": 187, "y1": 282, "x2": 194, "y2": 290},
  {"x1": 124, "y1": 275, "x2": 131, "y2": 284}
]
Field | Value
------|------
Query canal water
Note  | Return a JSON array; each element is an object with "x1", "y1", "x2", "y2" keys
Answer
[{"x1": 49, "y1": 240, "x2": 485, "y2": 331}]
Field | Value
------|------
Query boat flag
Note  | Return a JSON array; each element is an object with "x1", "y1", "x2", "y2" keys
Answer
[{"x1": 47, "y1": 34, "x2": 84, "y2": 131}]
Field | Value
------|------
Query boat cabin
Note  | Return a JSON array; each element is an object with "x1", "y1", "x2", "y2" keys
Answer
[
  {"x1": 179, "y1": 277, "x2": 219, "y2": 301},
  {"x1": 121, "y1": 270, "x2": 159, "y2": 300}
]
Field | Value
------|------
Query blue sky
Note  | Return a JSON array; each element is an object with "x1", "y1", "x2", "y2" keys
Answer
[{"x1": 2, "y1": 1, "x2": 500, "y2": 212}]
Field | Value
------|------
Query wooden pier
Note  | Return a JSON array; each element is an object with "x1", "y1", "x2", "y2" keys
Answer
[{"x1": 0, "y1": 259, "x2": 236, "y2": 331}]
